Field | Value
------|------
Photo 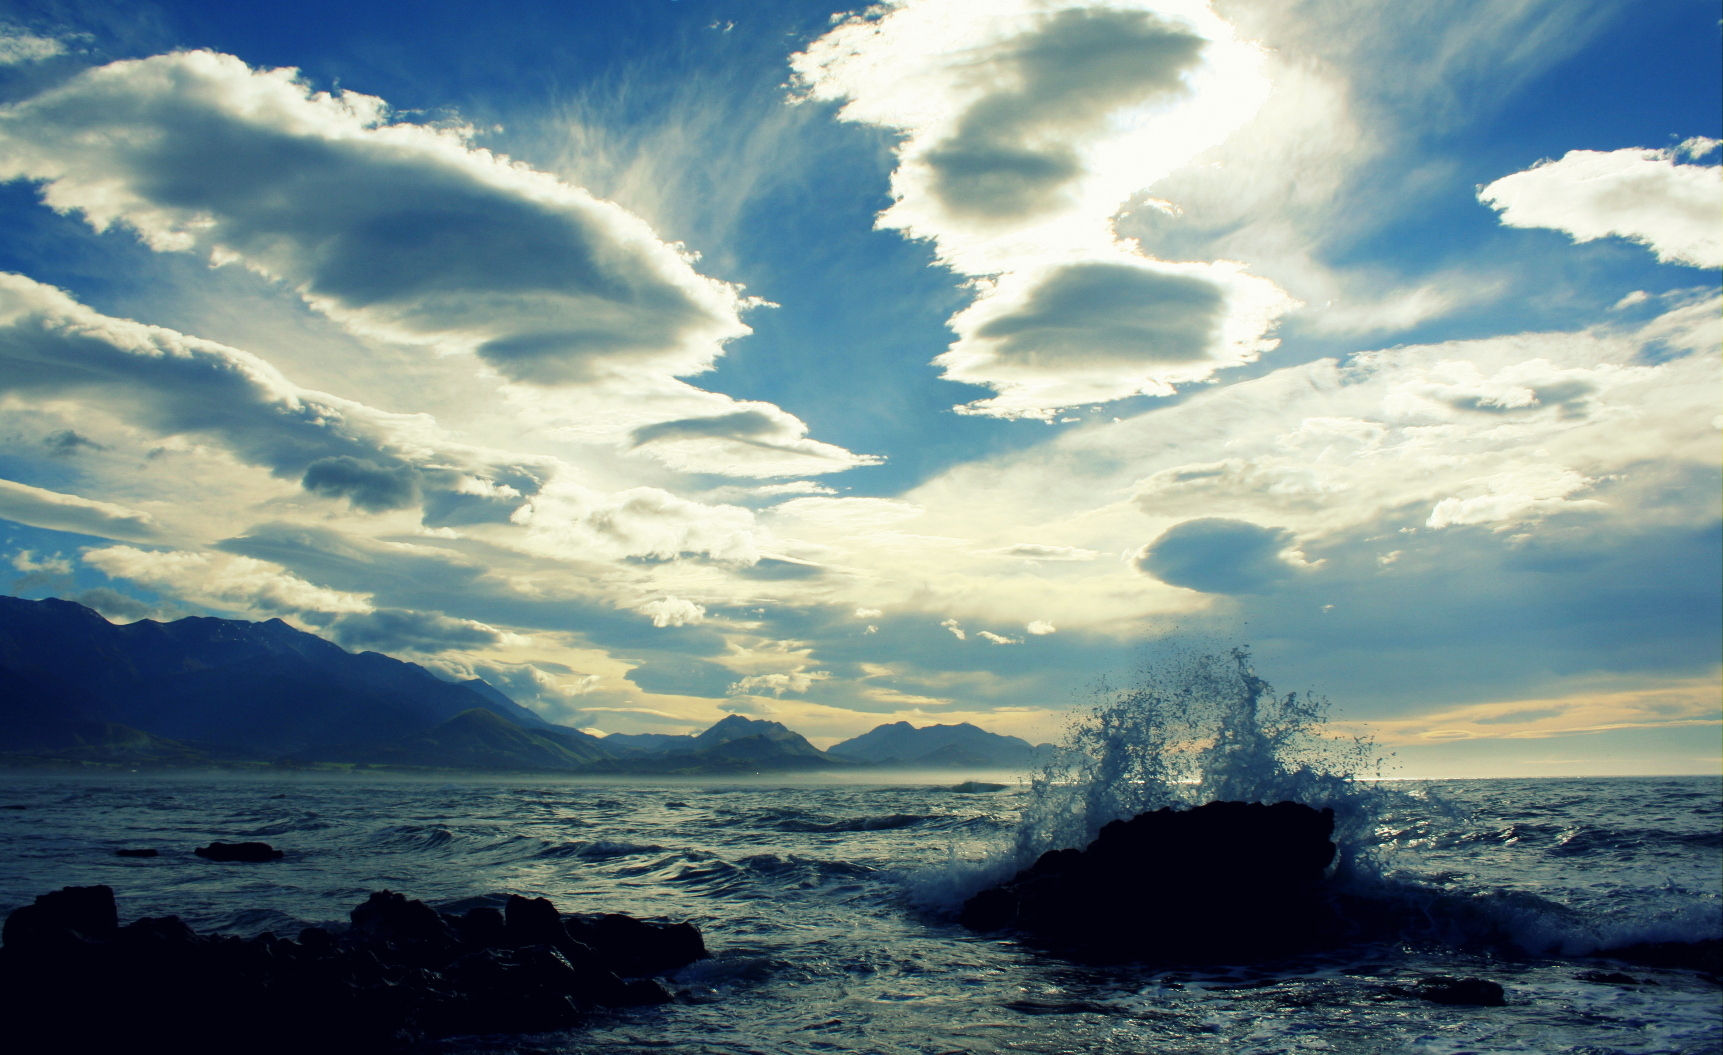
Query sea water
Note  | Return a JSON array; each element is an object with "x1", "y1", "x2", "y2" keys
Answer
[
  {"x1": 0, "y1": 652, "x2": 1717, "y2": 1054},
  {"x1": 0, "y1": 773, "x2": 1716, "y2": 1054}
]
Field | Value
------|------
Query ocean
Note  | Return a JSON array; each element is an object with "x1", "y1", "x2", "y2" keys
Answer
[{"x1": 0, "y1": 771, "x2": 1717, "y2": 1054}]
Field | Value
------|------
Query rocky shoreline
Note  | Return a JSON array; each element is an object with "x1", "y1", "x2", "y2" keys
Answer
[{"x1": 0, "y1": 883, "x2": 706, "y2": 1053}]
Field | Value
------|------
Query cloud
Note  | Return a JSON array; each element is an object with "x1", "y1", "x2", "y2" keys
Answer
[
  {"x1": 0, "y1": 28, "x2": 68, "y2": 66},
  {"x1": 1353, "y1": 678, "x2": 1723, "y2": 746},
  {"x1": 1026, "y1": 620, "x2": 1056, "y2": 635},
  {"x1": 794, "y1": 1, "x2": 1289, "y2": 417},
  {"x1": 937, "y1": 255, "x2": 1291, "y2": 417},
  {"x1": 0, "y1": 50, "x2": 757, "y2": 386},
  {"x1": 1134, "y1": 517, "x2": 1300, "y2": 594},
  {"x1": 0, "y1": 477, "x2": 162, "y2": 541},
  {"x1": 516, "y1": 483, "x2": 760, "y2": 563},
  {"x1": 0, "y1": 272, "x2": 543, "y2": 519},
  {"x1": 82, "y1": 544, "x2": 372, "y2": 618},
  {"x1": 324, "y1": 607, "x2": 508, "y2": 653},
  {"x1": 1480, "y1": 141, "x2": 1723, "y2": 268},
  {"x1": 793, "y1": 0, "x2": 1269, "y2": 269},
  {"x1": 636, "y1": 596, "x2": 706, "y2": 628},
  {"x1": 625, "y1": 656, "x2": 735, "y2": 698},
  {"x1": 987, "y1": 543, "x2": 1099, "y2": 561},
  {"x1": 729, "y1": 669, "x2": 831, "y2": 697},
  {"x1": 977, "y1": 630, "x2": 1021, "y2": 644},
  {"x1": 624, "y1": 403, "x2": 882, "y2": 478},
  {"x1": 65, "y1": 586, "x2": 181, "y2": 623}
]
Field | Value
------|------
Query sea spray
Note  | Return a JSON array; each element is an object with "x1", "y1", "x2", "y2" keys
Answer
[{"x1": 907, "y1": 647, "x2": 1394, "y2": 910}]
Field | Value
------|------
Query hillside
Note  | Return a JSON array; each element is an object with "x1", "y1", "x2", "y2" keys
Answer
[
  {"x1": 828, "y1": 721, "x2": 1049, "y2": 769},
  {"x1": 0, "y1": 597, "x2": 564, "y2": 761}
]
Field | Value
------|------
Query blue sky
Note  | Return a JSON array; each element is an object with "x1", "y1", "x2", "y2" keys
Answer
[{"x1": 0, "y1": 0, "x2": 1716, "y2": 776}]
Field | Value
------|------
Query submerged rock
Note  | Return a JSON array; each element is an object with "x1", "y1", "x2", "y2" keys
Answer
[
  {"x1": 0, "y1": 885, "x2": 706, "y2": 1053},
  {"x1": 959, "y1": 800, "x2": 1342, "y2": 964},
  {"x1": 194, "y1": 841, "x2": 284, "y2": 862},
  {"x1": 114, "y1": 848, "x2": 158, "y2": 857},
  {"x1": 1416, "y1": 976, "x2": 1507, "y2": 1006}
]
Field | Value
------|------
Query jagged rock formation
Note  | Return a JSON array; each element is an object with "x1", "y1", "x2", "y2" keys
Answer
[
  {"x1": 960, "y1": 800, "x2": 1344, "y2": 964},
  {"x1": 0, "y1": 885, "x2": 706, "y2": 1053}
]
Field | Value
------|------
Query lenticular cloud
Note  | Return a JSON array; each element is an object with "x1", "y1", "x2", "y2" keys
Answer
[
  {"x1": 795, "y1": 0, "x2": 1291, "y2": 418},
  {"x1": 0, "y1": 50, "x2": 753, "y2": 386}
]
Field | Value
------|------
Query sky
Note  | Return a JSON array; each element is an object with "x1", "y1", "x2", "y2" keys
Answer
[{"x1": 0, "y1": 0, "x2": 1716, "y2": 777}]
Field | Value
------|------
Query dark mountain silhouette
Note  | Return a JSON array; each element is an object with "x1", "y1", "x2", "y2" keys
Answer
[
  {"x1": 828, "y1": 721, "x2": 1049, "y2": 768},
  {"x1": 599, "y1": 731, "x2": 696, "y2": 756},
  {"x1": 363, "y1": 708, "x2": 613, "y2": 772},
  {"x1": 0, "y1": 597, "x2": 558, "y2": 760},
  {"x1": 589, "y1": 714, "x2": 847, "y2": 774},
  {"x1": 0, "y1": 597, "x2": 1046, "y2": 775}
]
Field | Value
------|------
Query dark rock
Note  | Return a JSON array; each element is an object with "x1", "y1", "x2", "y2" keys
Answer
[
  {"x1": 950, "y1": 781, "x2": 1008, "y2": 793},
  {"x1": 195, "y1": 840, "x2": 284, "y2": 862},
  {"x1": 564, "y1": 912, "x2": 708, "y2": 977},
  {"x1": 1417, "y1": 976, "x2": 1506, "y2": 1006},
  {"x1": 1594, "y1": 938, "x2": 1722, "y2": 975},
  {"x1": 115, "y1": 848, "x2": 159, "y2": 857},
  {"x1": 504, "y1": 893, "x2": 567, "y2": 947},
  {"x1": 1, "y1": 884, "x2": 119, "y2": 955},
  {"x1": 0, "y1": 885, "x2": 707, "y2": 1053},
  {"x1": 959, "y1": 800, "x2": 1341, "y2": 964},
  {"x1": 1576, "y1": 970, "x2": 1643, "y2": 985}
]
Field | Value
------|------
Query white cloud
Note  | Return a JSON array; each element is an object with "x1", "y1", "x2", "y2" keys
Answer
[
  {"x1": 793, "y1": 0, "x2": 1269, "y2": 271},
  {"x1": 513, "y1": 480, "x2": 761, "y2": 563},
  {"x1": 938, "y1": 253, "x2": 1291, "y2": 417},
  {"x1": 940, "y1": 618, "x2": 966, "y2": 640},
  {"x1": 0, "y1": 477, "x2": 161, "y2": 542},
  {"x1": 794, "y1": 0, "x2": 1291, "y2": 418},
  {"x1": 636, "y1": 595, "x2": 707, "y2": 627},
  {"x1": 0, "y1": 51, "x2": 757, "y2": 386},
  {"x1": 977, "y1": 630, "x2": 1021, "y2": 644},
  {"x1": 1480, "y1": 142, "x2": 1723, "y2": 268},
  {"x1": 1026, "y1": 619, "x2": 1056, "y2": 635},
  {"x1": 82, "y1": 545, "x2": 371, "y2": 618},
  {"x1": 0, "y1": 272, "x2": 544, "y2": 521},
  {"x1": 729, "y1": 669, "x2": 831, "y2": 697},
  {"x1": 986, "y1": 543, "x2": 1099, "y2": 561},
  {"x1": 617, "y1": 394, "x2": 880, "y2": 477},
  {"x1": 0, "y1": 28, "x2": 68, "y2": 66}
]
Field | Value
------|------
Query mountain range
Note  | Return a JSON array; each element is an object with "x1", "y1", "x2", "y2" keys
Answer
[{"x1": 0, "y1": 597, "x2": 1050, "y2": 775}]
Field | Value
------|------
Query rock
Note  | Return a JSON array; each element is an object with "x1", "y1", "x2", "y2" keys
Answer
[
  {"x1": 959, "y1": 800, "x2": 1342, "y2": 964},
  {"x1": 0, "y1": 884, "x2": 707, "y2": 1053},
  {"x1": 1575, "y1": 970, "x2": 1643, "y2": 985},
  {"x1": 563, "y1": 912, "x2": 708, "y2": 978},
  {"x1": 1594, "y1": 938, "x2": 1722, "y2": 975},
  {"x1": 1417, "y1": 976, "x2": 1506, "y2": 1006},
  {"x1": 950, "y1": 781, "x2": 1008, "y2": 793},
  {"x1": 194, "y1": 841, "x2": 284, "y2": 862},
  {"x1": 115, "y1": 848, "x2": 159, "y2": 857},
  {"x1": 503, "y1": 893, "x2": 566, "y2": 947},
  {"x1": 1, "y1": 885, "x2": 119, "y2": 954}
]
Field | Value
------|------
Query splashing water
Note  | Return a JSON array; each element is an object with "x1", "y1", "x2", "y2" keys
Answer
[{"x1": 910, "y1": 647, "x2": 1396, "y2": 908}]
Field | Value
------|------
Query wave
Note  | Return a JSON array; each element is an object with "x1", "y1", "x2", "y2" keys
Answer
[
  {"x1": 906, "y1": 647, "x2": 1396, "y2": 911},
  {"x1": 775, "y1": 814, "x2": 926, "y2": 833}
]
